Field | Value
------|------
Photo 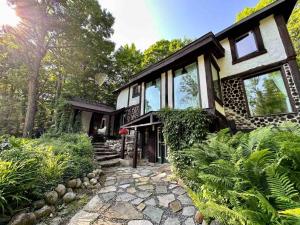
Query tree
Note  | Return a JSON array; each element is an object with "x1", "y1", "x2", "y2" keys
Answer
[
  {"x1": 2, "y1": 0, "x2": 115, "y2": 137},
  {"x1": 113, "y1": 38, "x2": 192, "y2": 89},
  {"x1": 236, "y1": 0, "x2": 300, "y2": 66},
  {"x1": 141, "y1": 39, "x2": 192, "y2": 68},
  {"x1": 114, "y1": 44, "x2": 143, "y2": 85}
]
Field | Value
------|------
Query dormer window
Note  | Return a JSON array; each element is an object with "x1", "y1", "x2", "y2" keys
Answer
[
  {"x1": 235, "y1": 31, "x2": 258, "y2": 58},
  {"x1": 132, "y1": 85, "x2": 140, "y2": 98},
  {"x1": 229, "y1": 26, "x2": 266, "y2": 64}
]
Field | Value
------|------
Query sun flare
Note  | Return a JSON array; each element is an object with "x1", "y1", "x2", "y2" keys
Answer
[{"x1": 0, "y1": 0, "x2": 20, "y2": 27}]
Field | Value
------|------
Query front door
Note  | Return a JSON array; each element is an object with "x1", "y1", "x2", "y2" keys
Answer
[{"x1": 89, "y1": 113, "x2": 104, "y2": 142}]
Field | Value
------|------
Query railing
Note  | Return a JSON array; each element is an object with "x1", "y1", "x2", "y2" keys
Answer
[{"x1": 125, "y1": 104, "x2": 140, "y2": 123}]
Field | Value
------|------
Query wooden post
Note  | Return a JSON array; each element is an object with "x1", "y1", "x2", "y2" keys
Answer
[
  {"x1": 121, "y1": 135, "x2": 125, "y2": 159},
  {"x1": 133, "y1": 127, "x2": 138, "y2": 168}
]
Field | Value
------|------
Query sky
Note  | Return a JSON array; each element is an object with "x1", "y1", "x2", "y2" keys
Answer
[{"x1": 97, "y1": 0, "x2": 259, "y2": 50}]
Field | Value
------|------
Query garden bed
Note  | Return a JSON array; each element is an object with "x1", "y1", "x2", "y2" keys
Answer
[
  {"x1": 0, "y1": 133, "x2": 96, "y2": 224},
  {"x1": 159, "y1": 109, "x2": 300, "y2": 224}
]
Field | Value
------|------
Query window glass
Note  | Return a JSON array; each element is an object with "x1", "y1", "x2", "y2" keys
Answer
[
  {"x1": 174, "y1": 62, "x2": 200, "y2": 109},
  {"x1": 132, "y1": 85, "x2": 140, "y2": 98},
  {"x1": 244, "y1": 70, "x2": 292, "y2": 116},
  {"x1": 211, "y1": 64, "x2": 222, "y2": 100},
  {"x1": 145, "y1": 78, "x2": 161, "y2": 113},
  {"x1": 235, "y1": 31, "x2": 258, "y2": 58}
]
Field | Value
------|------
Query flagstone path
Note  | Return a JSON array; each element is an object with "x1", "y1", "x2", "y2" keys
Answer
[{"x1": 67, "y1": 164, "x2": 200, "y2": 225}]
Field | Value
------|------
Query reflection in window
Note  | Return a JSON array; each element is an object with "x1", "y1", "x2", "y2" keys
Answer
[
  {"x1": 174, "y1": 62, "x2": 200, "y2": 109},
  {"x1": 211, "y1": 64, "x2": 222, "y2": 100},
  {"x1": 145, "y1": 78, "x2": 161, "y2": 113},
  {"x1": 244, "y1": 71, "x2": 292, "y2": 116},
  {"x1": 235, "y1": 31, "x2": 258, "y2": 58}
]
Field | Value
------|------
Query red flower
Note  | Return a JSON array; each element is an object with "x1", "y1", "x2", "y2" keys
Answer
[{"x1": 119, "y1": 128, "x2": 129, "y2": 135}]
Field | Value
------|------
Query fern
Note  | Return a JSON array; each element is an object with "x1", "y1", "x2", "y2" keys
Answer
[
  {"x1": 267, "y1": 171, "x2": 299, "y2": 201},
  {"x1": 163, "y1": 120, "x2": 300, "y2": 224}
]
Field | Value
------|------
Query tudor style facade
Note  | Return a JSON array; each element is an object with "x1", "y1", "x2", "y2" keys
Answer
[{"x1": 72, "y1": 0, "x2": 300, "y2": 164}]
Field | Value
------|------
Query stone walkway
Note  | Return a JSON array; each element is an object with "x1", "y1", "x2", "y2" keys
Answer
[{"x1": 67, "y1": 164, "x2": 199, "y2": 225}]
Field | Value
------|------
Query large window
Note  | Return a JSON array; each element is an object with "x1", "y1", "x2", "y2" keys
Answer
[
  {"x1": 174, "y1": 62, "x2": 200, "y2": 109},
  {"x1": 145, "y1": 78, "x2": 161, "y2": 113},
  {"x1": 244, "y1": 70, "x2": 292, "y2": 116},
  {"x1": 211, "y1": 64, "x2": 222, "y2": 101}
]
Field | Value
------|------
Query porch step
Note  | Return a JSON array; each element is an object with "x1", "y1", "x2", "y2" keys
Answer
[
  {"x1": 93, "y1": 143, "x2": 106, "y2": 147},
  {"x1": 95, "y1": 151, "x2": 118, "y2": 155},
  {"x1": 95, "y1": 154, "x2": 120, "y2": 161},
  {"x1": 94, "y1": 147, "x2": 110, "y2": 151},
  {"x1": 98, "y1": 158, "x2": 120, "y2": 167},
  {"x1": 93, "y1": 141, "x2": 120, "y2": 168}
]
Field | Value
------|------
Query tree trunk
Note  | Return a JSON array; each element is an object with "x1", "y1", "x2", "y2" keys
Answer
[{"x1": 22, "y1": 62, "x2": 41, "y2": 137}]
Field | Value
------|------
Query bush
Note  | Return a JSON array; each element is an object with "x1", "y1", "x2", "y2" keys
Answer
[
  {"x1": 184, "y1": 123, "x2": 300, "y2": 224},
  {"x1": 0, "y1": 133, "x2": 93, "y2": 216},
  {"x1": 158, "y1": 108, "x2": 212, "y2": 178}
]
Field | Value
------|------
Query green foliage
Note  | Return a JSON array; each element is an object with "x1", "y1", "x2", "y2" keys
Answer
[
  {"x1": 113, "y1": 38, "x2": 192, "y2": 89},
  {"x1": 158, "y1": 108, "x2": 212, "y2": 178},
  {"x1": 114, "y1": 44, "x2": 143, "y2": 85},
  {"x1": 141, "y1": 39, "x2": 192, "y2": 68},
  {"x1": 183, "y1": 123, "x2": 300, "y2": 225},
  {"x1": 1, "y1": 0, "x2": 116, "y2": 136},
  {"x1": 0, "y1": 133, "x2": 93, "y2": 216},
  {"x1": 236, "y1": 0, "x2": 300, "y2": 66},
  {"x1": 50, "y1": 98, "x2": 82, "y2": 135}
]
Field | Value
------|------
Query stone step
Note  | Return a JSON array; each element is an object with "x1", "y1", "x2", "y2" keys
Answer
[
  {"x1": 94, "y1": 148, "x2": 110, "y2": 152},
  {"x1": 98, "y1": 158, "x2": 120, "y2": 167},
  {"x1": 93, "y1": 144, "x2": 106, "y2": 147},
  {"x1": 95, "y1": 151, "x2": 118, "y2": 156},
  {"x1": 95, "y1": 154, "x2": 120, "y2": 161}
]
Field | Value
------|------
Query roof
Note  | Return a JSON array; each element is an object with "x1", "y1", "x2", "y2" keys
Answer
[
  {"x1": 114, "y1": 0, "x2": 297, "y2": 94},
  {"x1": 68, "y1": 98, "x2": 115, "y2": 113},
  {"x1": 216, "y1": 0, "x2": 297, "y2": 40},
  {"x1": 113, "y1": 32, "x2": 224, "y2": 93}
]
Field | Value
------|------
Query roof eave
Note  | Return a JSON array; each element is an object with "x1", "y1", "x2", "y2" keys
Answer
[
  {"x1": 113, "y1": 33, "x2": 224, "y2": 93},
  {"x1": 216, "y1": 0, "x2": 297, "y2": 40}
]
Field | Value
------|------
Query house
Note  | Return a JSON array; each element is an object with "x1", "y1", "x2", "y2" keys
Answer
[{"x1": 71, "y1": 0, "x2": 300, "y2": 164}]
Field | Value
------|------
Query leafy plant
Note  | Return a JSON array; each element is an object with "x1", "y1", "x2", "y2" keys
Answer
[
  {"x1": 0, "y1": 133, "x2": 93, "y2": 216},
  {"x1": 158, "y1": 108, "x2": 212, "y2": 178},
  {"x1": 183, "y1": 123, "x2": 300, "y2": 225}
]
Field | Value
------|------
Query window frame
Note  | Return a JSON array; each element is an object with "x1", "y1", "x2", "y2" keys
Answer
[
  {"x1": 229, "y1": 25, "x2": 267, "y2": 64},
  {"x1": 172, "y1": 61, "x2": 201, "y2": 109},
  {"x1": 132, "y1": 84, "x2": 140, "y2": 98},
  {"x1": 242, "y1": 66, "x2": 295, "y2": 117},
  {"x1": 210, "y1": 57, "x2": 223, "y2": 105}
]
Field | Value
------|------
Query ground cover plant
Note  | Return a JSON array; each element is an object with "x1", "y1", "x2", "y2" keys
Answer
[
  {"x1": 159, "y1": 108, "x2": 300, "y2": 224},
  {"x1": 0, "y1": 133, "x2": 93, "y2": 217},
  {"x1": 186, "y1": 124, "x2": 300, "y2": 224}
]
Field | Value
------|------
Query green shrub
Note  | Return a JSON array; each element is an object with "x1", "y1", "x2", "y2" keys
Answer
[
  {"x1": 158, "y1": 108, "x2": 212, "y2": 178},
  {"x1": 0, "y1": 133, "x2": 93, "y2": 216},
  {"x1": 184, "y1": 123, "x2": 300, "y2": 224}
]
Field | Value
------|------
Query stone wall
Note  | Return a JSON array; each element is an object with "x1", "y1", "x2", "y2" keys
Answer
[
  {"x1": 106, "y1": 136, "x2": 142, "y2": 160},
  {"x1": 222, "y1": 63, "x2": 300, "y2": 130}
]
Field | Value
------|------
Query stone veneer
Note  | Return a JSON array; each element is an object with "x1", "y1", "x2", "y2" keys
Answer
[{"x1": 221, "y1": 63, "x2": 300, "y2": 130}]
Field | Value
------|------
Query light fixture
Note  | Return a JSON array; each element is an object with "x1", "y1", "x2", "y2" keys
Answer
[{"x1": 181, "y1": 67, "x2": 187, "y2": 74}]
